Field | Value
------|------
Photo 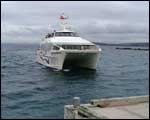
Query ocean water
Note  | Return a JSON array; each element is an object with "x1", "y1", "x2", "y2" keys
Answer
[{"x1": 1, "y1": 43, "x2": 149, "y2": 119}]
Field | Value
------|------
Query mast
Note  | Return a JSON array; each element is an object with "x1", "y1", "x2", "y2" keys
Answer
[{"x1": 59, "y1": 13, "x2": 71, "y2": 31}]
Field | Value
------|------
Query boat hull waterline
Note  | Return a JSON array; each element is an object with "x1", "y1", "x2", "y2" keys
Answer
[{"x1": 36, "y1": 49, "x2": 101, "y2": 70}]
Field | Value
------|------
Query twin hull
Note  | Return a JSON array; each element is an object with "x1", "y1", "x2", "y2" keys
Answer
[{"x1": 36, "y1": 49, "x2": 101, "y2": 70}]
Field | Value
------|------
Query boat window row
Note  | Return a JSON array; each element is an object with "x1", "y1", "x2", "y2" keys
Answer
[
  {"x1": 55, "y1": 32, "x2": 79, "y2": 37},
  {"x1": 41, "y1": 44, "x2": 97, "y2": 52},
  {"x1": 45, "y1": 32, "x2": 79, "y2": 38},
  {"x1": 60, "y1": 45, "x2": 97, "y2": 50}
]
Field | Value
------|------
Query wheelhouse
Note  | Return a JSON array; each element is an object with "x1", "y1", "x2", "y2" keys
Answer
[{"x1": 45, "y1": 32, "x2": 79, "y2": 38}]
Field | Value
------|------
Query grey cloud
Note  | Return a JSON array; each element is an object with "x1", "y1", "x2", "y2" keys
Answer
[{"x1": 1, "y1": 1, "x2": 149, "y2": 43}]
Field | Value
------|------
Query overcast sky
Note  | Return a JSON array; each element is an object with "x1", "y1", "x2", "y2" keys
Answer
[{"x1": 1, "y1": 1, "x2": 149, "y2": 43}]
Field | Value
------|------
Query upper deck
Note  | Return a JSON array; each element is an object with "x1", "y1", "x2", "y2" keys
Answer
[{"x1": 42, "y1": 14, "x2": 96, "y2": 46}]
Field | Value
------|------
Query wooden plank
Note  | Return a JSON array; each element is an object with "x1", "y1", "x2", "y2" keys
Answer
[
  {"x1": 78, "y1": 106, "x2": 107, "y2": 119},
  {"x1": 90, "y1": 95, "x2": 149, "y2": 107}
]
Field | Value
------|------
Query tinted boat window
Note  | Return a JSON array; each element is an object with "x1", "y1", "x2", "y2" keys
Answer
[
  {"x1": 55, "y1": 32, "x2": 79, "y2": 37},
  {"x1": 53, "y1": 46, "x2": 60, "y2": 50}
]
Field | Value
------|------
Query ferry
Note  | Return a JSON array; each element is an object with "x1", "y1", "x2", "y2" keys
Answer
[{"x1": 36, "y1": 14, "x2": 101, "y2": 70}]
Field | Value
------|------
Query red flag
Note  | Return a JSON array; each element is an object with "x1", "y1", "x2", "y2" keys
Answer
[
  {"x1": 60, "y1": 14, "x2": 68, "y2": 20},
  {"x1": 60, "y1": 15, "x2": 65, "y2": 19}
]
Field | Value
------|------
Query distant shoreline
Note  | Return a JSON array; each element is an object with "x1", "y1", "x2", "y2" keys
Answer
[
  {"x1": 1, "y1": 42, "x2": 149, "y2": 48},
  {"x1": 116, "y1": 47, "x2": 149, "y2": 51},
  {"x1": 94, "y1": 42, "x2": 149, "y2": 47}
]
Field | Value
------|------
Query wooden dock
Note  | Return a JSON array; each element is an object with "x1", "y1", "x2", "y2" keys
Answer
[{"x1": 64, "y1": 95, "x2": 149, "y2": 119}]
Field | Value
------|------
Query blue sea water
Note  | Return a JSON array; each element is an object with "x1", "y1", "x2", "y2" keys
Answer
[{"x1": 1, "y1": 43, "x2": 149, "y2": 119}]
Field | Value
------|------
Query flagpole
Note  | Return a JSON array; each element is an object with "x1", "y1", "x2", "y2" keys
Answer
[{"x1": 59, "y1": 13, "x2": 69, "y2": 31}]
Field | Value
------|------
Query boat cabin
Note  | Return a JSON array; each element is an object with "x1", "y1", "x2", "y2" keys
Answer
[{"x1": 45, "y1": 32, "x2": 79, "y2": 38}]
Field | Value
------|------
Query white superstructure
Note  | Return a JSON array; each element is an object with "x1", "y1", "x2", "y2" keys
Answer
[{"x1": 36, "y1": 14, "x2": 101, "y2": 70}]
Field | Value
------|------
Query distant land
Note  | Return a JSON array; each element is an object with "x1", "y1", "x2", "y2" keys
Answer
[
  {"x1": 1, "y1": 42, "x2": 149, "y2": 47},
  {"x1": 94, "y1": 42, "x2": 149, "y2": 47}
]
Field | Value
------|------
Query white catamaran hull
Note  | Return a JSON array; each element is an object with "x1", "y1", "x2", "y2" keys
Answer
[{"x1": 36, "y1": 49, "x2": 101, "y2": 70}]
